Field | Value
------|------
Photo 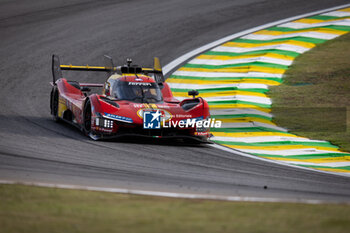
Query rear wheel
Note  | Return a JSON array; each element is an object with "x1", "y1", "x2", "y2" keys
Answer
[{"x1": 50, "y1": 86, "x2": 60, "y2": 122}]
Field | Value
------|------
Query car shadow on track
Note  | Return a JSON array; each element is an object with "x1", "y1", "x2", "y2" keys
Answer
[
  {"x1": 0, "y1": 114, "x2": 86, "y2": 140},
  {"x1": 105, "y1": 136, "x2": 209, "y2": 148},
  {"x1": 0, "y1": 114, "x2": 209, "y2": 148}
]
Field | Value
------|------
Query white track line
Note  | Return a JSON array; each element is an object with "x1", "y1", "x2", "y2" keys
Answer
[
  {"x1": 175, "y1": 95, "x2": 271, "y2": 105},
  {"x1": 322, "y1": 11, "x2": 350, "y2": 17},
  {"x1": 211, "y1": 44, "x2": 311, "y2": 53},
  {"x1": 188, "y1": 57, "x2": 293, "y2": 66},
  {"x1": 242, "y1": 31, "x2": 339, "y2": 40},
  {"x1": 209, "y1": 144, "x2": 350, "y2": 177},
  {"x1": 279, "y1": 19, "x2": 350, "y2": 29},
  {"x1": 172, "y1": 70, "x2": 284, "y2": 78},
  {"x1": 168, "y1": 83, "x2": 269, "y2": 90},
  {"x1": 211, "y1": 136, "x2": 327, "y2": 143},
  {"x1": 0, "y1": 180, "x2": 333, "y2": 204}
]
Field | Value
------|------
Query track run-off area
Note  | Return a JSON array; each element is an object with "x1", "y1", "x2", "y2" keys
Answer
[
  {"x1": 1, "y1": 0, "x2": 350, "y2": 202},
  {"x1": 166, "y1": 5, "x2": 350, "y2": 176}
]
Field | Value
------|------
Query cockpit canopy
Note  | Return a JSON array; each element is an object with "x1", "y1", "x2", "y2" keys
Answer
[{"x1": 111, "y1": 79, "x2": 162, "y2": 103}]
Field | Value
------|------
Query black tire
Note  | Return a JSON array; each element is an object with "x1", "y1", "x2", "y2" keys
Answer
[
  {"x1": 83, "y1": 99, "x2": 92, "y2": 135},
  {"x1": 50, "y1": 86, "x2": 60, "y2": 122}
]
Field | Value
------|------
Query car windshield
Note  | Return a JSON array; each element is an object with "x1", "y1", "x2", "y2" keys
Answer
[{"x1": 111, "y1": 80, "x2": 163, "y2": 103}]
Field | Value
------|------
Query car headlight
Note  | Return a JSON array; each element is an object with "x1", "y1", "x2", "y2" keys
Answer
[{"x1": 95, "y1": 118, "x2": 114, "y2": 128}]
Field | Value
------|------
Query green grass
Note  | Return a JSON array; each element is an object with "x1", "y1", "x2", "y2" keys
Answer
[
  {"x1": 269, "y1": 32, "x2": 350, "y2": 152},
  {"x1": 1, "y1": 184, "x2": 350, "y2": 233}
]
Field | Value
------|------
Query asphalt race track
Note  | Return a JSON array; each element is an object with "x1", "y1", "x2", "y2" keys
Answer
[{"x1": 0, "y1": 0, "x2": 350, "y2": 202}]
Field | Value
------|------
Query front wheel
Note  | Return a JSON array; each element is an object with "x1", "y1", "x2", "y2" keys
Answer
[{"x1": 83, "y1": 99, "x2": 92, "y2": 135}]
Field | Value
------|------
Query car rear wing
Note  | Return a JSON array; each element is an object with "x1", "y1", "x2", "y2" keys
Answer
[{"x1": 51, "y1": 54, "x2": 165, "y2": 85}]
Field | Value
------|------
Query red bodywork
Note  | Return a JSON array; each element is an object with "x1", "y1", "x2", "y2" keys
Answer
[{"x1": 52, "y1": 74, "x2": 211, "y2": 141}]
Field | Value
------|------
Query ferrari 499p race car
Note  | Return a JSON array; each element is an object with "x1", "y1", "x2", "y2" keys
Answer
[{"x1": 49, "y1": 55, "x2": 212, "y2": 142}]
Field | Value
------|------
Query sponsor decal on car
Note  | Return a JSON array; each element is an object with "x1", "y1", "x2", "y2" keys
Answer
[
  {"x1": 137, "y1": 108, "x2": 172, "y2": 122},
  {"x1": 128, "y1": 82, "x2": 151, "y2": 86},
  {"x1": 103, "y1": 113, "x2": 133, "y2": 123},
  {"x1": 133, "y1": 104, "x2": 145, "y2": 108},
  {"x1": 154, "y1": 104, "x2": 170, "y2": 109}
]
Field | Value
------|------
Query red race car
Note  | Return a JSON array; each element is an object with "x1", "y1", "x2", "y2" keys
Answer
[{"x1": 50, "y1": 55, "x2": 212, "y2": 142}]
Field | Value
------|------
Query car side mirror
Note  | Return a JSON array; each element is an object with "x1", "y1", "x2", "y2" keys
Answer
[{"x1": 188, "y1": 89, "x2": 199, "y2": 98}]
